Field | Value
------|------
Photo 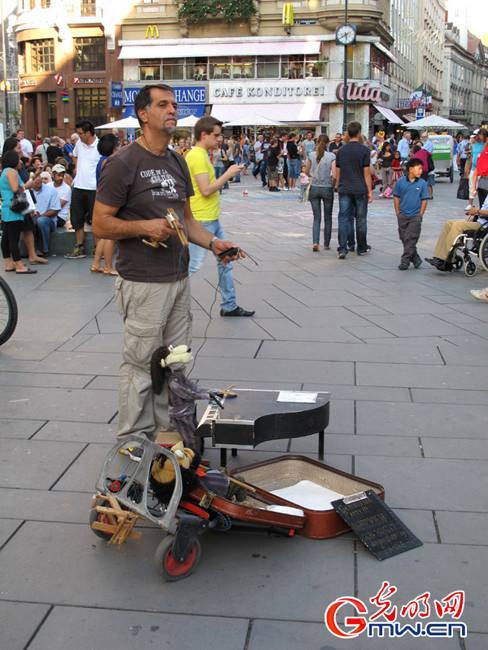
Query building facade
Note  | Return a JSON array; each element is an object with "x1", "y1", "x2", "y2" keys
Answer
[
  {"x1": 118, "y1": 0, "x2": 396, "y2": 135},
  {"x1": 14, "y1": 0, "x2": 124, "y2": 138},
  {"x1": 1, "y1": 0, "x2": 20, "y2": 137},
  {"x1": 442, "y1": 24, "x2": 488, "y2": 128}
]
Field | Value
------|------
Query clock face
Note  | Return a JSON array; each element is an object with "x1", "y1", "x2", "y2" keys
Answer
[{"x1": 336, "y1": 24, "x2": 356, "y2": 45}]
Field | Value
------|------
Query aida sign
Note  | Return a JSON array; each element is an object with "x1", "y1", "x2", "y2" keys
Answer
[{"x1": 336, "y1": 82, "x2": 382, "y2": 102}]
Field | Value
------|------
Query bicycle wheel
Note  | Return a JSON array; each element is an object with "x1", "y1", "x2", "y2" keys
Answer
[{"x1": 0, "y1": 276, "x2": 18, "y2": 345}]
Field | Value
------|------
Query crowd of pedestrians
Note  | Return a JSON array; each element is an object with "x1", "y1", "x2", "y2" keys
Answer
[{"x1": 1, "y1": 105, "x2": 488, "y2": 300}]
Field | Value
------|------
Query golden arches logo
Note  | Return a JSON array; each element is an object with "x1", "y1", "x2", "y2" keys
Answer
[
  {"x1": 145, "y1": 24, "x2": 159, "y2": 39},
  {"x1": 282, "y1": 2, "x2": 294, "y2": 27}
]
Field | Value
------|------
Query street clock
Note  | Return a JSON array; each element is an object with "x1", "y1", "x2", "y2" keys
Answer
[{"x1": 336, "y1": 24, "x2": 357, "y2": 46}]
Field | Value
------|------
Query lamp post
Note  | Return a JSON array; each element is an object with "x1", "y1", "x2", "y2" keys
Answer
[
  {"x1": 342, "y1": 0, "x2": 348, "y2": 133},
  {"x1": 0, "y1": 0, "x2": 8, "y2": 134}
]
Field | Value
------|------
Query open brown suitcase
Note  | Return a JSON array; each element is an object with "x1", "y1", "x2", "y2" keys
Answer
[{"x1": 230, "y1": 455, "x2": 385, "y2": 539}]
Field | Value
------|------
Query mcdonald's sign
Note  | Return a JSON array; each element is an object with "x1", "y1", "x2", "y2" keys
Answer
[
  {"x1": 145, "y1": 24, "x2": 159, "y2": 39},
  {"x1": 282, "y1": 2, "x2": 294, "y2": 27}
]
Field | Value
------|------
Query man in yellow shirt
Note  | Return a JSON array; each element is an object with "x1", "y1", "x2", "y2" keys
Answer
[{"x1": 186, "y1": 116, "x2": 255, "y2": 317}]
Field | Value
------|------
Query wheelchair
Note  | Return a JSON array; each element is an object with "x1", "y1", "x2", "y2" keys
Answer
[{"x1": 446, "y1": 223, "x2": 488, "y2": 276}]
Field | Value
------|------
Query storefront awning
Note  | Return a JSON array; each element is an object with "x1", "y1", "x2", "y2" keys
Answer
[
  {"x1": 211, "y1": 103, "x2": 322, "y2": 124},
  {"x1": 119, "y1": 41, "x2": 321, "y2": 60},
  {"x1": 373, "y1": 105, "x2": 404, "y2": 124},
  {"x1": 373, "y1": 43, "x2": 399, "y2": 65}
]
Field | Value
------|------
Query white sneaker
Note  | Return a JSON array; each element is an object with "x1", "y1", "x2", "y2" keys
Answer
[{"x1": 470, "y1": 288, "x2": 488, "y2": 302}]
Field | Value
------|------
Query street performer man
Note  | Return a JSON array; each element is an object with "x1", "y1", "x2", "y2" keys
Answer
[{"x1": 93, "y1": 84, "x2": 242, "y2": 439}]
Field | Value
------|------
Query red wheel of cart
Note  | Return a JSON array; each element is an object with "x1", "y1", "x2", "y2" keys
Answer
[{"x1": 154, "y1": 536, "x2": 201, "y2": 582}]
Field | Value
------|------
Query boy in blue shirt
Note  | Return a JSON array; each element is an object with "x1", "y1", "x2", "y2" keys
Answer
[{"x1": 393, "y1": 158, "x2": 430, "y2": 270}]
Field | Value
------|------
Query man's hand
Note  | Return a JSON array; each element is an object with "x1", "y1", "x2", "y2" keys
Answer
[
  {"x1": 225, "y1": 164, "x2": 244, "y2": 180},
  {"x1": 142, "y1": 218, "x2": 178, "y2": 242},
  {"x1": 368, "y1": 191, "x2": 373, "y2": 204},
  {"x1": 466, "y1": 207, "x2": 478, "y2": 221},
  {"x1": 212, "y1": 238, "x2": 245, "y2": 264}
]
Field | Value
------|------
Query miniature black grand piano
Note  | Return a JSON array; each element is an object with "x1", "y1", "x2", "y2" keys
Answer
[{"x1": 196, "y1": 388, "x2": 330, "y2": 466}]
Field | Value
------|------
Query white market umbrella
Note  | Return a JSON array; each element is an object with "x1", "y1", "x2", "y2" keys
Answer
[
  {"x1": 95, "y1": 116, "x2": 140, "y2": 130},
  {"x1": 177, "y1": 115, "x2": 200, "y2": 128},
  {"x1": 405, "y1": 115, "x2": 466, "y2": 130},
  {"x1": 223, "y1": 115, "x2": 283, "y2": 127}
]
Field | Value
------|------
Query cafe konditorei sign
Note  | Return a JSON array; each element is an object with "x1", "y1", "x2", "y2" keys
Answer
[{"x1": 210, "y1": 79, "x2": 383, "y2": 104}]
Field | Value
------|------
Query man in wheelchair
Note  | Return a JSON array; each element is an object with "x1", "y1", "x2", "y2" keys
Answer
[{"x1": 425, "y1": 197, "x2": 488, "y2": 272}]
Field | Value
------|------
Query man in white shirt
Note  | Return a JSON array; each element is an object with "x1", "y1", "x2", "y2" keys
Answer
[
  {"x1": 17, "y1": 129, "x2": 33, "y2": 160},
  {"x1": 397, "y1": 131, "x2": 411, "y2": 162},
  {"x1": 64, "y1": 120, "x2": 100, "y2": 259},
  {"x1": 51, "y1": 164, "x2": 72, "y2": 226}
]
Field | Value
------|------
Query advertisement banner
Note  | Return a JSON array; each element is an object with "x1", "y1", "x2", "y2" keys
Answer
[{"x1": 123, "y1": 85, "x2": 206, "y2": 118}]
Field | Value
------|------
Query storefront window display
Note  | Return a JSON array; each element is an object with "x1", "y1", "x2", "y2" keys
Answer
[
  {"x1": 75, "y1": 88, "x2": 107, "y2": 126},
  {"x1": 186, "y1": 57, "x2": 208, "y2": 80},
  {"x1": 139, "y1": 59, "x2": 161, "y2": 81},
  {"x1": 162, "y1": 58, "x2": 185, "y2": 80}
]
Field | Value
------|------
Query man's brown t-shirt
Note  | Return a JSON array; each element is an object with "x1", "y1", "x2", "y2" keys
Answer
[{"x1": 96, "y1": 142, "x2": 194, "y2": 282}]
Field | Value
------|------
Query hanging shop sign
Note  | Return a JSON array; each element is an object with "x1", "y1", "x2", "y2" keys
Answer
[
  {"x1": 111, "y1": 82, "x2": 123, "y2": 108},
  {"x1": 73, "y1": 77, "x2": 105, "y2": 85},
  {"x1": 19, "y1": 78, "x2": 38, "y2": 88},
  {"x1": 335, "y1": 82, "x2": 382, "y2": 103}
]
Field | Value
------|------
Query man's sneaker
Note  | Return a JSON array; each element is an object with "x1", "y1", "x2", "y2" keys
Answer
[
  {"x1": 398, "y1": 262, "x2": 409, "y2": 270},
  {"x1": 220, "y1": 306, "x2": 255, "y2": 317},
  {"x1": 413, "y1": 256, "x2": 423, "y2": 269},
  {"x1": 64, "y1": 245, "x2": 86, "y2": 259},
  {"x1": 337, "y1": 251, "x2": 347, "y2": 260}
]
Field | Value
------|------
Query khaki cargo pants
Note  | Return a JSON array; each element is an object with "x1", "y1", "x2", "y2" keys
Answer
[
  {"x1": 433, "y1": 220, "x2": 481, "y2": 261},
  {"x1": 115, "y1": 276, "x2": 192, "y2": 439}
]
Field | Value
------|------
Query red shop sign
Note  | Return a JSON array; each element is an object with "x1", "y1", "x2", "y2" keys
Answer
[{"x1": 336, "y1": 83, "x2": 382, "y2": 103}]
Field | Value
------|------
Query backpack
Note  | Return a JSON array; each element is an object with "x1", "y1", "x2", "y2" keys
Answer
[{"x1": 427, "y1": 152, "x2": 435, "y2": 173}]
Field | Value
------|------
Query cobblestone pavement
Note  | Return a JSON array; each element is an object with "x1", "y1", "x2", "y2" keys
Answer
[{"x1": 0, "y1": 174, "x2": 487, "y2": 650}]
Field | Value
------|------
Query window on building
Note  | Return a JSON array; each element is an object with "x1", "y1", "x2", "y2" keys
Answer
[
  {"x1": 256, "y1": 56, "x2": 280, "y2": 78},
  {"x1": 209, "y1": 58, "x2": 231, "y2": 80},
  {"x1": 75, "y1": 88, "x2": 107, "y2": 126},
  {"x1": 139, "y1": 59, "x2": 161, "y2": 81},
  {"x1": 81, "y1": 0, "x2": 97, "y2": 16},
  {"x1": 18, "y1": 42, "x2": 25, "y2": 75},
  {"x1": 29, "y1": 39, "x2": 55, "y2": 73},
  {"x1": 40, "y1": 0, "x2": 51, "y2": 7},
  {"x1": 162, "y1": 58, "x2": 184, "y2": 80},
  {"x1": 186, "y1": 57, "x2": 208, "y2": 81},
  {"x1": 232, "y1": 57, "x2": 255, "y2": 79},
  {"x1": 304, "y1": 55, "x2": 321, "y2": 78},
  {"x1": 73, "y1": 37, "x2": 105, "y2": 71},
  {"x1": 47, "y1": 92, "x2": 57, "y2": 136},
  {"x1": 282, "y1": 55, "x2": 304, "y2": 79}
]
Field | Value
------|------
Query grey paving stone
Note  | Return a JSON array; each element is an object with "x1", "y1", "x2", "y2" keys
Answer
[
  {"x1": 29, "y1": 607, "x2": 249, "y2": 650},
  {"x1": 303, "y1": 384, "x2": 411, "y2": 402},
  {"x1": 96, "y1": 310, "x2": 124, "y2": 333},
  {"x1": 421, "y1": 438, "x2": 488, "y2": 460},
  {"x1": 0, "y1": 371, "x2": 91, "y2": 389},
  {"x1": 435, "y1": 512, "x2": 488, "y2": 546},
  {"x1": 51, "y1": 443, "x2": 112, "y2": 493},
  {"x1": 344, "y1": 324, "x2": 396, "y2": 339},
  {"x1": 74, "y1": 332, "x2": 123, "y2": 353},
  {"x1": 0, "y1": 418, "x2": 46, "y2": 440},
  {"x1": 55, "y1": 333, "x2": 94, "y2": 352},
  {"x1": 296, "y1": 290, "x2": 371, "y2": 307},
  {"x1": 0, "y1": 439, "x2": 85, "y2": 489},
  {"x1": 357, "y1": 362, "x2": 487, "y2": 390},
  {"x1": 248, "y1": 619, "x2": 460, "y2": 650},
  {"x1": 313, "y1": 433, "x2": 421, "y2": 458},
  {"x1": 0, "y1": 602, "x2": 51, "y2": 650},
  {"x1": 0, "y1": 519, "x2": 23, "y2": 547},
  {"x1": 411, "y1": 388, "x2": 488, "y2": 405},
  {"x1": 84, "y1": 375, "x2": 119, "y2": 390},
  {"x1": 438, "y1": 344, "x2": 488, "y2": 366},
  {"x1": 32, "y1": 421, "x2": 117, "y2": 444},
  {"x1": 195, "y1": 378, "x2": 303, "y2": 390},
  {"x1": 0, "y1": 386, "x2": 117, "y2": 422},
  {"x1": 392, "y1": 509, "x2": 438, "y2": 544},
  {"x1": 0, "y1": 521, "x2": 354, "y2": 622},
  {"x1": 192, "y1": 358, "x2": 354, "y2": 385},
  {"x1": 466, "y1": 634, "x2": 488, "y2": 649},
  {"x1": 357, "y1": 543, "x2": 488, "y2": 633},
  {"x1": 258, "y1": 341, "x2": 442, "y2": 364},
  {"x1": 355, "y1": 456, "x2": 488, "y2": 511},
  {"x1": 0, "y1": 339, "x2": 61, "y2": 361},
  {"x1": 362, "y1": 313, "x2": 468, "y2": 337},
  {"x1": 192, "y1": 318, "x2": 273, "y2": 340},
  {"x1": 347, "y1": 304, "x2": 395, "y2": 316},
  {"x1": 357, "y1": 402, "x2": 488, "y2": 438},
  {"x1": 254, "y1": 318, "x2": 362, "y2": 343},
  {"x1": 196, "y1": 338, "x2": 261, "y2": 358},
  {"x1": 0, "y1": 488, "x2": 92, "y2": 524}
]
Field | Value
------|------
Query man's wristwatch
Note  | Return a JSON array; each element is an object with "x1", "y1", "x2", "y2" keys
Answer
[{"x1": 208, "y1": 236, "x2": 219, "y2": 252}]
